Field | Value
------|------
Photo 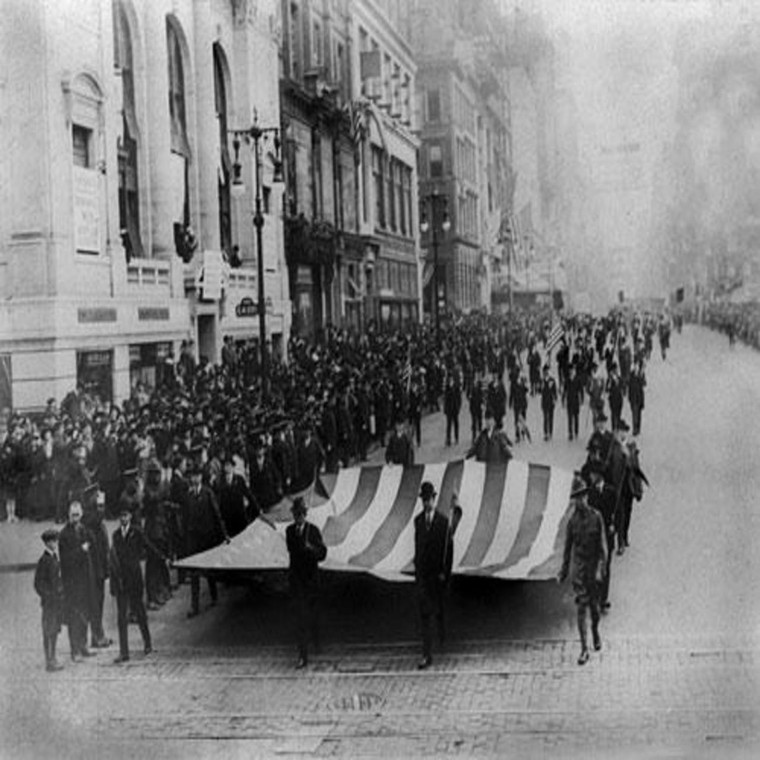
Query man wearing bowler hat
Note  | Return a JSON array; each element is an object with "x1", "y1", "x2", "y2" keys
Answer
[
  {"x1": 413, "y1": 481, "x2": 451, "y2": 669},
  {"x1": 286, "y1": 496, "x2": 327, "y2": 669}
]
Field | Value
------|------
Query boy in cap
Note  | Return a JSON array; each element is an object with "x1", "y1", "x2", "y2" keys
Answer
[
  {"x1": 286, "y1": 496, "x2": 327, "y2": 669},
  {"x1": 34, "y1": 529, "x2": 65, "y2": 671}
]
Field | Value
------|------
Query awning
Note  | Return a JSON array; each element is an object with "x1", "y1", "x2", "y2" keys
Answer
[{"x1": 177, "y1": 459, "x2": 576, "y2": 582}]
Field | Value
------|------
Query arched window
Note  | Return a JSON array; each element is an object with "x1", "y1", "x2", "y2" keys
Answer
[
  {"x1": 214, "y1": 43, "x2": 233, "y2": 261},
  {"x1": 166, "y1": 17, "x2": 195, "y2": 261},
  {"x1": 113, "y1": 0, "x2": 144, "y2": 260}
]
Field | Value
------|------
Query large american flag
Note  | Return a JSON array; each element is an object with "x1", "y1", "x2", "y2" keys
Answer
[
  {"x1": 546, "y1": 321, "x2": 565, "y2": 353},
  {"x1": 177, "y1": 460, "x2": 576, "y2": 582}
]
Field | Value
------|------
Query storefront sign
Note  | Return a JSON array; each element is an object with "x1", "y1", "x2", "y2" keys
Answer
[
  {"x1": 73, "y1": 166, "x2": 100, "y2": 253},
  {"x1": 78, "y1": 307, "x2": 117, "y2": 323},
  {"x1": 236, "y1": 297, "x2": 258, "y2": 317},
  {"x1": 138, "y1": 307, "x2": 170, "y2": 321},
  {"x1": 81, "y1": 351, "x2": 112, "y2": 368}
]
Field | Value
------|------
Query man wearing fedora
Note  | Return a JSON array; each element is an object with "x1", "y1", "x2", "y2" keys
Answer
[
  {"x1": 558, "y1": 481, "x2": 608, "y2": 665},
  {"x1": 286, "y1": 496, "x2": 327, "y2": 669},
  {"x1": 414, "y1": 481, "x2": 452, "y2": 669},
  {"x1": 110, "y1": 501, "x2": 152, "y2": 664}
]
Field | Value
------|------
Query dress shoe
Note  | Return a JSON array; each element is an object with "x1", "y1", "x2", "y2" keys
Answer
[
  {"x1": 601, "y1": 601, "x2": 611, "y2": 612},
  {"x1": 92, "y1": 638, "x2": 112, "y2": 649},
  {"x1": 616, "y1": 546, "x2": 625, "y2": 556},
  {"x1": 577, "y1": 649, "x2": 590, "y2": 666},
  {"x1": 80, "y1": 648, "x2": 95, "y2": 657},
  {"x1": 113, "y1": 655, "x2": 130, "y2": 664},
  {"x1": 144, "y1": 644, "x2": 153, "y2": 656},
  {"x1": 70, "y1": 653, "x2": 82, "y2": 663},
  {"x1": 417, "y1": 657, "x2": 432, "y2": 670},
  {"x1": 296, "y1": 657, "x2": 307, "y2": 670},
  {"x1": 46, "y1": 661, "x2": 64, "y2": 672},
  {"x1": 592, "y1": 631, "x2": 602, "y2": 651}
]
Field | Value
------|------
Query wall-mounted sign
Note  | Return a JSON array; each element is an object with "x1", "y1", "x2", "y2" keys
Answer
[
  {"x1": 73, "y1": 166, "x2": 100, "y2": 253},
  {"x1": 138, "y1": 307, "x2": 170, "y2": 321},
  {"x1": 236, "y1": 297, "x2": 258, "y2": 317},
  {"x1": 78, "y1": 307, "x2": 117, "y2": 323}
]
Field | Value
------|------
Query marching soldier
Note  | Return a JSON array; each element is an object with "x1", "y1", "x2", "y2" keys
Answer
[{"x1": 558, "y1": 482, "x2": 608, "y2": 665}]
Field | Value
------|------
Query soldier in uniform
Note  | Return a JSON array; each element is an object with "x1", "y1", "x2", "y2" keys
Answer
[
  {"x1": 558, "y1": 483, "x2": 608, "y2": 665},
  {"x1": 286, "y1": 497, "x2": 327, "y2": 669},
  {"x1": 582, "y1": 461, "x2": 616, "y2": 612},
  {"x1": 34, "y1": 529, "x2": 65, "y2": 671}
]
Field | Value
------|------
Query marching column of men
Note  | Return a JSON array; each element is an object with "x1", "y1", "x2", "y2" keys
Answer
[{"x1": 26, "y1": 307, "x2": 664, "y2": 671}]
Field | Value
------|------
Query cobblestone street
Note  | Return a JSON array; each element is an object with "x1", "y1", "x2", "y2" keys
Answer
[{"x1": 3, "y1": 326, "x2": 760, "y2": 759}]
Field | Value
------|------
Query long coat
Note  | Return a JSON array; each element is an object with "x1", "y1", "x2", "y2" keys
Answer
[
  {"x1": 34, "y1": 550, "x2": 64, "y2": 635},
  {"x1": 109, "y1": 525, "x2": 145, "y2": 599},
  {"x1": 286, "y1": 521, "x2": 327, "y2": 595},
  {"x1": 414, "y1": 510, "x2": 452, "y2": 612},
  {"x1": 216, "y1": 473, "x2": 257, "y2": 537},
  {"x1": 183, "y1": 485, "x2": 227, "y2": 555},
  {"x1": 58, "y1": 522, "x2": 95, "y2": 625}
]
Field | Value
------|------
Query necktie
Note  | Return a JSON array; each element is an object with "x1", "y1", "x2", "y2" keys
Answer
[{"x1": 426, "y1": 514, "x2": 432, "y2": 530}]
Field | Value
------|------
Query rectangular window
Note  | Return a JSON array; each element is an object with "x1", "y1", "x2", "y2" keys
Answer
[
  {"x1": 372, "y1": 147, "x2": 385, "y2": 228},
  {"x1": 429, "y1": 144, "x2": 443, "y2": 178},
  {"x1": 72, "y1": 125, "x2": 91, "y2": 167},
  {"x1": 399, "y1": 164, "x2": 408, "y2": 235},
  {"x1": 388, "y1": 159, "x2": 396, "y2": 231},
  {"x1": 311, "y1": 130, "x2": 322, "y2": 218},
  {"x1": 290, "y1": 3, "x2": 301, "y2": 79},
  {"x1": 427, "y1": 88, "x2": 441, "y2": 122},
  {"x1": 312, "y1": 20, "x2": 322, "y2": 66}
]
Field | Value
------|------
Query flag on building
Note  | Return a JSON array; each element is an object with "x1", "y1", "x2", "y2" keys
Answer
[
  {"x1": 546, "y1": 321, "x2": 565, "y2": 353},
  {"x1": 177, "y1": 459, "x2": 576, "y2": 582}
]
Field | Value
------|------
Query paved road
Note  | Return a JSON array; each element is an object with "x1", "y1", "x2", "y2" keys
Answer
[{"x1": 1, "y1": 325, "x2": 759, "y2": 759}]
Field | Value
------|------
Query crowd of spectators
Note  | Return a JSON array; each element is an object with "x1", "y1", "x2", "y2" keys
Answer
[{"x1": 0, "y1": 305, "x2": 664, "y2": 528}]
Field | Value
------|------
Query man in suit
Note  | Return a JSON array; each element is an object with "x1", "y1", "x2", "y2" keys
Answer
[
  {"x1": 414, "y1": 481, "x2": 452, "y2": 669},
  {"x1": 286, "y1": 497, "x2": 327, "y2": 669},
  {"x1": 385, "y1": 417, "x2": 414, "y2": 466},
  {"x1": 564, "y1": 364, "x2": 584, "y2": 441},
  {"x1": 58, "y1": 501, "x2": 95, "y2": 661},
  {"x1": 292, "y1": 424, "x2": 325, "y2": 493},
  {"x1": 110, "y1": 503, "x2": 152, "y2": 664},
  {"x1": 83, "y1": 488, "x2": 112, "y2": 648},
  {"x1": 184, "y1": 466, "x2": 230, "y2": 618},
  {"x1": 443, "y1": 375, "x2": 461, "y2": 447},
  {"x1": 216, "y1": 455, "x2": 258, "y2": 537},
  {"x1": 34, "y1": 529, "x2": 65, "y2": 671},
  {"x1": 467, "y1": 409, "x2": 512, "y2": 463},
  {"x1": 540, "y1": 365, "x2": 558, "y2": 441}
]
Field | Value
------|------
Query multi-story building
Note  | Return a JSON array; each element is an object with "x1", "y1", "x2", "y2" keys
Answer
[
  {"x1": 279, "y1": 0, "x2": 419, "y2": 336},
  {"x1": 0, "y1": 0, "x2": 290, "y2": 411},
  {"x1": 350, "y1": 0, "x2": 420, "y2": 329},
  {"x1": 405, "y1": 0, "x2": 512, "y2": 317}
]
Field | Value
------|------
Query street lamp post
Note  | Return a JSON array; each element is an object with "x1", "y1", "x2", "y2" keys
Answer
[
  {"x1": 419, "y1": 190, "x2": 450, "y2": 343},
  {"x1": 230, "y1": 112, "x2": 283, "y2": 399}
]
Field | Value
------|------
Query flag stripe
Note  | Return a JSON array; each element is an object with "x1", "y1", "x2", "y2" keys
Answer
[
  {"x1": 499, "y1": 466, "x2": 574, "y2": 578},
  {"x1": 527, "y1": 498, "x2": 574, "y2": 579},
  {"x1": 333, "y1": 465, "x2": 404, "y2": 563},
  {"x1": 436, "y1": 459, "x2": 465, "y2": 520},
  {"x1": 449, "y1": 462, "x2": 487, "y2": 572},
  {"x1": 495, "y1": 463, "x2": 551, "y2": 573},
  {"x1": 376, "y1": 462, "x2": 447, "y2": 575},
  {"x1": 459, "y1": 461, "x2": 509, "y2": 567},
  {"x1": 349, "y1": 465, "x2": 424, "y2": 568},
  {"x1": 322, "y1": 466, "x2": 382, "y2": 546},
  {"x1": 480, "y1": 459, "x2": 529, "y2": 568}
]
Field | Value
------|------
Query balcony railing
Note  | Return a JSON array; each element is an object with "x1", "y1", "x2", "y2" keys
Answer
[{"x1": 126, "y1": 259, "x2": 171, "y2": 287}]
